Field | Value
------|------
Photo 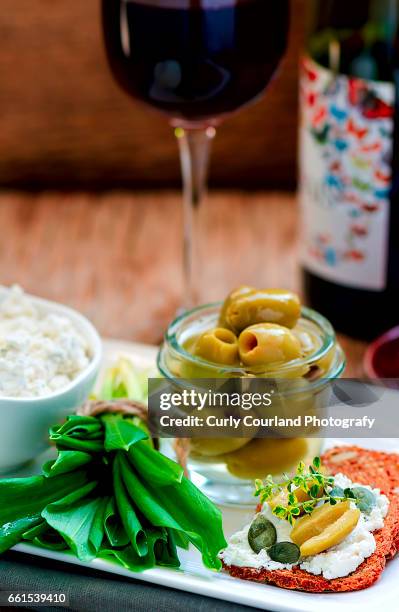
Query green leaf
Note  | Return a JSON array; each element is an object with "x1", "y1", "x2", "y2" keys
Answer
[
  {"x1": 43, "y1": 481, "x2": 98, "y2": 510},
  {"x1": 34, "y1": 528, "x2": 69, "y2": 551},
  {"x1": 0, "y1": 515, "x2": 43, "y2": 553},
  {"x1": 118, "y1": 452, "x2": 226, "y2": 570},
  {"x1": 310, "y1": 484, "x2": 320, "y2": 499},
  {"x1": 22, "y1": 522, "x2": 68, "y2": 551},
  {"x1": 154, "y1": 528, "x2": 180, "y2": 567},
  {"x1": 0, "y1": 369, "x2": 226, "y2": 576},
  {"x1": 297, "y1": 461, "x2": 305, "y2": 475},
  {"x1": 89, "y1": 496, "x2": 108, "y2": 552},
  {"x1": 168, "y1": 528, "x2": 189, "y2": 551},
  {"x1": 313, "y1": 456, "x2": 321, "y2": 469},
  {"x1": 128, "y1": 442, "x2": 183, "y2": 487},
  {"x1": 50, "y1": 429, "x2": 104, "y2": 453},
  {"x1": 272, "y1": 506, "x2": 287, "y2": 519},
  {"x1": 50, "y1": 416, "x2": 104, "y2": 453},
  {"x1": 42, "y1": 485, "x2": 104, "y2": 562},
  {"x1": 129, "y1": 417, "x2": 153, "y2": 448},
  {"x1": 0, "y1": 470, "x2": 89, "y2": 528},
  {"x1": 103, "y1": 497, "x2": 129, "y2": 548},
  {"x1": 51, "y1": 416, "x2": 102, "y2": 438},
  {"x1": 113, "y1": 456, "x2": 148, "y2": 557},
  {"x1": 22, "y1": 521, "x2": 49, "y2": 541},
  {"x1": 102, "y1": 413, "x2": 148, "y2": 452},
  {"x1": 99, "y1": 528, "x2": 177, "y2": 572},
  {"x1": 53, "y1": 438, "x2": 104, "y2": 453},
  {"x1": 99, "y1": 544, "x2": 147, "y2": 571},
  {"x1": 303, "y1": 501, "x2": 316, "y2": 513},
  {"x1": 42, "y1": 451, "x2": 93, "y2": 478}
]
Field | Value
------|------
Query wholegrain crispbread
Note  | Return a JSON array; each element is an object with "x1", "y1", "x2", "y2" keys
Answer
[{"x1": 223, "y1": 446, "x2": 399, "y2": 592}]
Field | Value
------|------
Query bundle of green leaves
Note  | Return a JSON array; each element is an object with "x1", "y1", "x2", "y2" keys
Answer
[{"x1": 0, "y1": 359, "x2": 226, "y2": 572}]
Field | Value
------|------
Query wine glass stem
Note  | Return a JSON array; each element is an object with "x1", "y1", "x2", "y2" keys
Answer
[{"x1": 176, "y1": 126, "x2": 215, "y2": 309}]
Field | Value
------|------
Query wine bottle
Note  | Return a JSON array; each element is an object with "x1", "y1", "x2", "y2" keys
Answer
[{"x1": 299, "y1": 0, "x2": 399, "y2": 340}]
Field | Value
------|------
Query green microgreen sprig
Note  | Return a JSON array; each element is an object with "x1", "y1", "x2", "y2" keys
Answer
[{"x1": 254, "y1": 457, "x2": 356, "y2": 525}]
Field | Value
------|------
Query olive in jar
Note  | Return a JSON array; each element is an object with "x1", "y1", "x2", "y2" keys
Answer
[
  {"x1": 225, "y1": 289, "x2": 301, "y2": 333},
  {"x1": 218, "y1": 285, "x2": 254, "y2": 329},
  {"x1": 194, "y1": 327, "x2": 239, "y2": 365},
  {"x1": 238, "y1": 323, "x2": 302, "y2": 367}
]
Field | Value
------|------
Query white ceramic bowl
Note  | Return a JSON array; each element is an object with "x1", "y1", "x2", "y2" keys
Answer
[{"x1": 0, "y1": 288, "x2": 102, "y2": 474}]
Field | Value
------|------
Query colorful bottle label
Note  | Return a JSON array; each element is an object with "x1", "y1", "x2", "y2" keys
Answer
[{"x1": 299, "y1": 56, "x2": 394, "y2": 290}]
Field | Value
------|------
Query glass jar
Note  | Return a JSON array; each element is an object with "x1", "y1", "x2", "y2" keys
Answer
[{"x1": 158, "y1": 303, "x2": 345, "y2": 505}]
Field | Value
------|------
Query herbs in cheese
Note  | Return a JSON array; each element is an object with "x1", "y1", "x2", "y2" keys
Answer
[
  {"x1": 0, "y1": 286, "x2": 91, "y2": 398},
  {"x1": 220, "y1": 473, "x2": 389, "y2": 580}
]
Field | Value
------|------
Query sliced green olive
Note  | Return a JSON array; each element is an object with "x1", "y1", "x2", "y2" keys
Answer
[
  {"x1": 238, "y1": 323, "x2": 302, "y2": 367},
  {"x1": 225, "y1": 289, "x2": 301, "y2": 333},
  {"x1": 194, "y1": 327, "x2": 239, "y2": 365},
  {"x1": 268, "y1": 541, "x2": 300, "y2": 564},
  {"x1": 248, "y1": 515, "x2": 277, "y2": 553},
  {"x1": 299, "y1": 509, "x2": 360, "y2": 557},
  {"x1": 219, "y1": 285, "x2": 255, "y2": 329}
]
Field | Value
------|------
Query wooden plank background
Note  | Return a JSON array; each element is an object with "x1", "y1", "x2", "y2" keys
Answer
[
  {"x1": 0, "y1": 190, "x2": 367, "y2": 376},
  {"x1": 0, "y1": 0, "x2": 305, "y2": 190}
]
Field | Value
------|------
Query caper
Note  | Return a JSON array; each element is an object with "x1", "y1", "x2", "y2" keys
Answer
[
  {"x1": 268, "y1": 541, "x2": 300, "y2": 564},
  {"x1": 225, "y1": 289, "x2": 301, "y2": 333},
  {"x1": 351, "y1": 487, "x2": 376, "y2": 514},
  {"x1": 247, "y1": 515, "x2": 277, "y2": 553}
]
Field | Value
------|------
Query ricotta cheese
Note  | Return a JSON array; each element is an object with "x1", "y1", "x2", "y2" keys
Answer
[
  {"x1": 0, "y1": 286, "x2": 91, "y2": 398},
  {"x1": 220, "y1": 473, "x2": 389, "y2": 580}
]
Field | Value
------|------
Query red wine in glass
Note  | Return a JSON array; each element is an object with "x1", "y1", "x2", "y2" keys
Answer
[{"x1": 102, "y1": 0, "x2": 290, "y2": 304}]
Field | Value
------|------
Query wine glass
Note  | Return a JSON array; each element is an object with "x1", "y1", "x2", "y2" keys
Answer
[{"x1": 102, "y1": 0, "x2": 290, "y2": 308}]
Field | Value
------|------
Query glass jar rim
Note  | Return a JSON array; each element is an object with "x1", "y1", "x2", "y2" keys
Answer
[{"x1": 159, "y1": 301, "x2": 345, "y2": 379}]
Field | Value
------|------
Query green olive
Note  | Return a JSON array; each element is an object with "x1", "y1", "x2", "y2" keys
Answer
[
  {"x1": 225, "y1": 289, "x2": 301, "y2": 333},
  {"x1": 238, "y1": 323, "x2": 302, "y2": 367},
  {"x1": 190, "y1": 437, "x2": 250, "y2": 457},
  {"x1": 248, "y1": 515, "x2": 277, "y2": 553},
  {"x1": 268, "y1": 542, "x2": 300, "y2": 564},
  {"x1": 219, "y1": 285, "x2": 254, "y2": 328},
  {"x1": 225, "y1": 438, "x2": 309, "y2": 479},
  {"x1": 194, "y1": 327, "x2": 239, "y2": 365},
  {"x1": 313, "y1": 346, "x2": 336, "y2": 377}
]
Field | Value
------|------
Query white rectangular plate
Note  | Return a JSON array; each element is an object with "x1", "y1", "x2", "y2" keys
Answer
[{"x1": 11, "y1": 340, "x2": 399, "y2": 612}]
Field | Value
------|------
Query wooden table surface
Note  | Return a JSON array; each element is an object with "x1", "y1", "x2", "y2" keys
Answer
[{"x1": 0, "y1": 190, "x2": 367, "y2": 376}]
